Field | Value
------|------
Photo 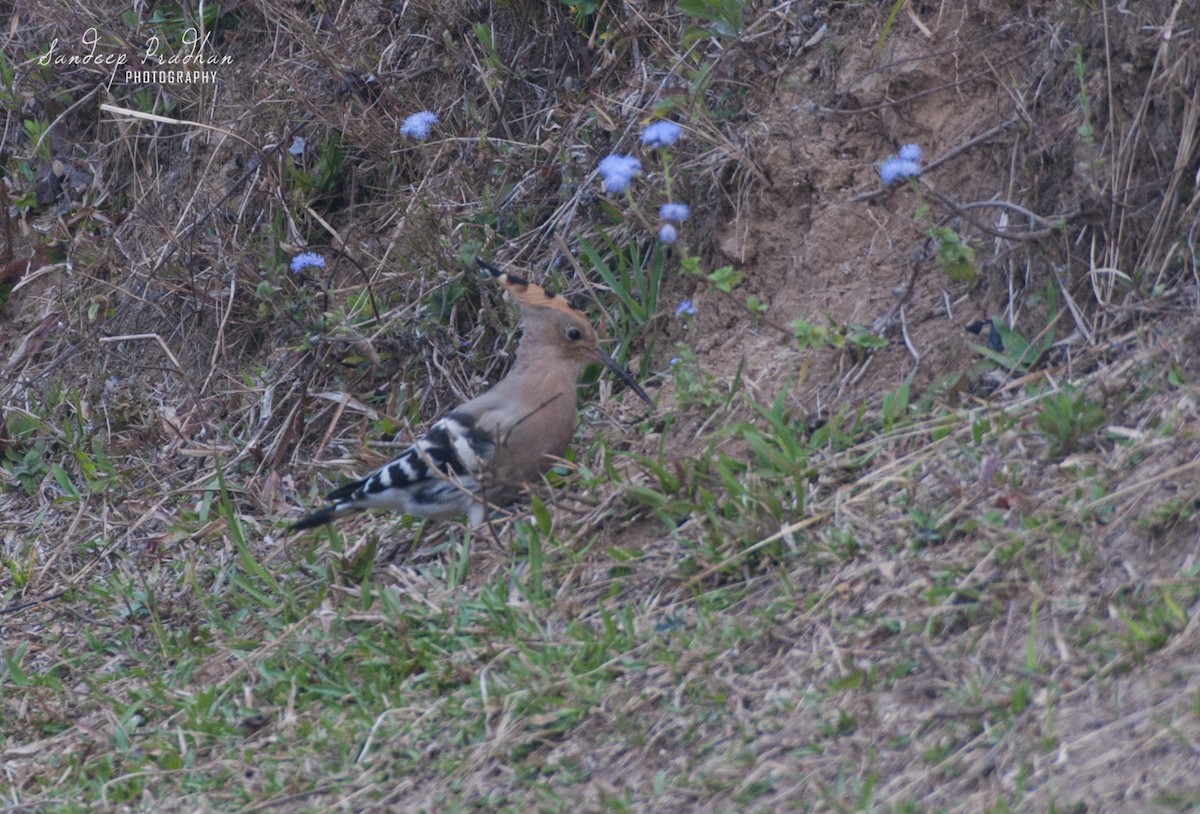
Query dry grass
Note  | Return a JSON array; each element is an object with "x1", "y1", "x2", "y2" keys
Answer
[{"x1": 3, "y1": 0, "x2": 1200, "y2": 811}]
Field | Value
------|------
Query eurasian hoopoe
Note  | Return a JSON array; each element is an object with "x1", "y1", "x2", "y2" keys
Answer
[{"x1": 289, "y1": 257, "x2": 653, "y2": 532}]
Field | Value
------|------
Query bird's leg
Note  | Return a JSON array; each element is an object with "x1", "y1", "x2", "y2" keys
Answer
[{"x1": 384, "y1": 519, "x2": 427, "y2": 563}]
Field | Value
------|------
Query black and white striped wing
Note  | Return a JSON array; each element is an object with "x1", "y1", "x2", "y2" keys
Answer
[{"x1": 289, "y1": 411, "x2": 496, "y2": 529}]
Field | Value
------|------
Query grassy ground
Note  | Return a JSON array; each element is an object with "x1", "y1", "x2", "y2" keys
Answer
[{"x1": 3, "y1": 1, "x2": 1200, "y2": 811}]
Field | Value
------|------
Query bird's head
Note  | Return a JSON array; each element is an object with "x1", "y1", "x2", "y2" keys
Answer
[{"x1": 476, "y1": 257, "x2": 653, "y2": 408}]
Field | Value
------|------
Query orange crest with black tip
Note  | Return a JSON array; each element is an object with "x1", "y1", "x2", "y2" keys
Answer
[{"x1": 475, "y1": 257, "x2": 587, "y2": 319}]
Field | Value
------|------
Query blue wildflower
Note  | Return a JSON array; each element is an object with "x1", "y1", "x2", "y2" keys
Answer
[
  {"x1": 400, "y1": 110, "x2": 439, "y2": 140},
  {"x1": 879, "y1": 157, "x2": 922, "y2": 186},
  {"x1": 640, "y1": 121, "x2": 683, "y2": 148},
  {"x1": 598, "y1": 154, "x2": 642, "y2": 193},
  {"x1": 669, "y1": 357, "x2": 681, "y2": 366},
  {"x1": 674, "y1": 299, "x2": 696, "y2": 318},
  {"x1": 659, "y1": 202, "x2": 691, "y2": 222},
  {"x1": 658, "y1": 223, "x2": 679, "y2": 244},
  {"x1": 880, "y1": 143, "x2": 924, "y2": 185},
  {"x1": 290, "y1": 252, "x2": 326, "y2": 273}
]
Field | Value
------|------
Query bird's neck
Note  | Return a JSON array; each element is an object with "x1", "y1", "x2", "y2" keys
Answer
[{"x1": 500, "y1": 347, "x2": 584, "y2": 404}]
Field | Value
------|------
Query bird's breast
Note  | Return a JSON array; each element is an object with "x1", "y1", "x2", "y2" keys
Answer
[{"x1": 486, "y1": 392, "x2": 578, "y2": 485}]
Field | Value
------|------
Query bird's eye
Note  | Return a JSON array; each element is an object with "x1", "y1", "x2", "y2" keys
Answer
[{"x1": 567, "y1": 328, "x2": 582, "y2": 341}]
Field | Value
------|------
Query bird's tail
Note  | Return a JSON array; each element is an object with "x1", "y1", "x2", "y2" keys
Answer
[{"x1": 288, "y1": 504, "x2": 359, "y2": 532}]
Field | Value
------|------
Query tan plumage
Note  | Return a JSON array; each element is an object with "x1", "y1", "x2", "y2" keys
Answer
[{"x1": 289, "y1": 257, "x2": 653, "y2": 531}]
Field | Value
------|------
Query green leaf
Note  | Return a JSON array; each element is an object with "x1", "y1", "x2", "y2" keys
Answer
[
  {"x1": 530, "y1": 494, "x2": 552, "y2": 536},
  {"x1": 927, "y1": 226, "x2": 978, "y2": 283},
  {"x1": 881, "y1": 383, "x2": 910, "y2": 428},
  {"x1": 707, "y1": 265, "x2": 742, "y2": 293},
  {"x1": 50, "y1": 464, "x2": 80, "y2": 499},
  {"x1": 875, "y1": 0, "x2": 907, "y2": 54},
  {"x1": 580, "y1": 237, "x2": 645, "y2": 322},
  {"x1": 676, "y1": 0, "x2": 744, "y2": 38}
]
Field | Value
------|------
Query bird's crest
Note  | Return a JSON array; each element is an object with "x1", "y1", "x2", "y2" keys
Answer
[{"x1": 475, "y1": 257, "x2": 583, "y2": 318}]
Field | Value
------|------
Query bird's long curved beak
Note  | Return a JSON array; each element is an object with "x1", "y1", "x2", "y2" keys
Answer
[{"x1": 594, "y1": 349, "x2": 654, "y2": 408}]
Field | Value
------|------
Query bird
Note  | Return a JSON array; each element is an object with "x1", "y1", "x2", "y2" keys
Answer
[{"x1": 289, "y1": 256, "x2": 654, "y2": 532}]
